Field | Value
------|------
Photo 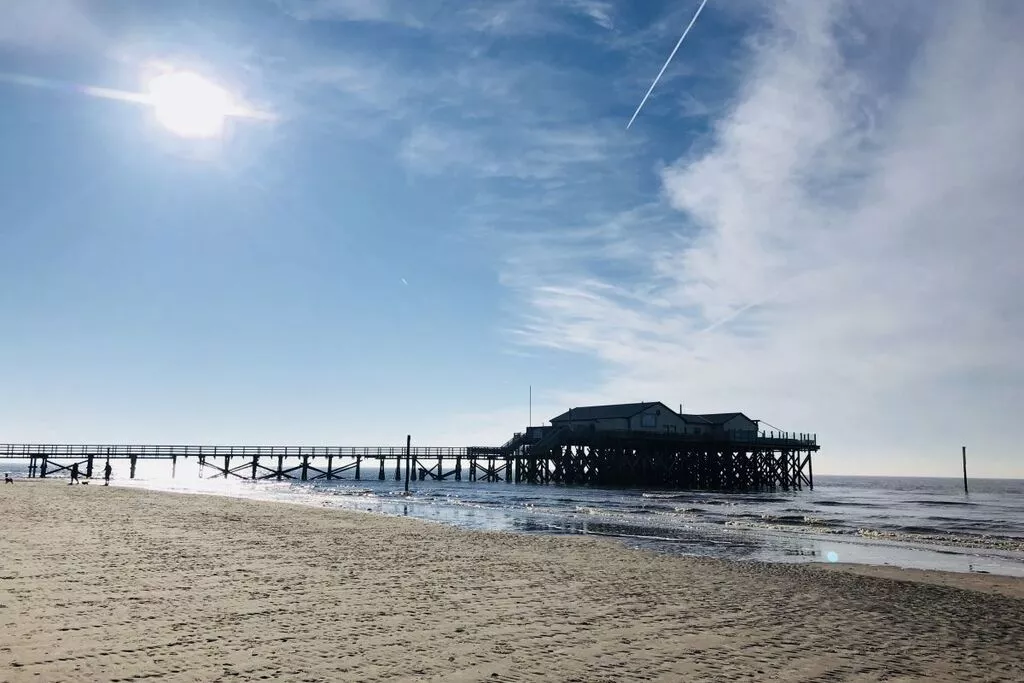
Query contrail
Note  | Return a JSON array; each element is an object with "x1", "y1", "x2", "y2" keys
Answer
[{"x1": 626, "y1": 0, "x2": 710, "y2": 130}]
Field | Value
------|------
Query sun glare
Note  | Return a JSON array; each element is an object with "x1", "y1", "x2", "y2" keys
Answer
[{"x1": 147, "y1": 71, "x2": 232, "y2": 138}]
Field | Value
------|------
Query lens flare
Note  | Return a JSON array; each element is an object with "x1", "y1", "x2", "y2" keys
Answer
[{"x1": 147, "y1": 71, "x2": 232, "y2": 138}]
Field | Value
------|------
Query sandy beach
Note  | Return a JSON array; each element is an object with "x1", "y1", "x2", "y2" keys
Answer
[{"x1": 1, "y1": 482, "x2": 1022, "y2": 682}]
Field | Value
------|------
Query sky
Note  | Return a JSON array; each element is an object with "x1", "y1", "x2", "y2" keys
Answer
[{"x1": 0, "y1": 0, "x2": 1021, "y2": 477}]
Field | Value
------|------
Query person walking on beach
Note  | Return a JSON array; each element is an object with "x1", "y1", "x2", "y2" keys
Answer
[
  {"x1": 70, "y1": 462, "x2": 80, "y2": 484},
  {"x1": 4, "y1": 473, "x2": 12, "y2": 484},
  {"x1": 103, "y1": 461, "x2": 112, "y2": 486}
]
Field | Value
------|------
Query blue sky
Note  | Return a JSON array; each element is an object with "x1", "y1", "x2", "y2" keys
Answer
[{"x1": 1, "y1": 0, "x2": 1022, "y2": 477}]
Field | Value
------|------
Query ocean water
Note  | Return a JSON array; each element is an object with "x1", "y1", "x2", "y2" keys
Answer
[{"x1": 5, "y1": 459, "x2": 1023, "y2": 577}]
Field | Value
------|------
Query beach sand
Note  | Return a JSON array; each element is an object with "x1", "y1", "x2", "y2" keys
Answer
[{"x1": 1, "y1": 482, "x2": 1022, "y2": 682}]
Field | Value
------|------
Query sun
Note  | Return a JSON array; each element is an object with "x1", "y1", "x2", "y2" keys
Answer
[{"x1": 147, "y1": 71, "x2": 232, "y2": 138}]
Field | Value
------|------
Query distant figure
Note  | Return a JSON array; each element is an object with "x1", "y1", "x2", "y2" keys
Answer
[
  {"x1": 4, "y1": 473, "x2": 12, "y2": 484},
  {"x1": 70, "y1": 462, "x2": 80, "y2": 484},
  {"x1": 103, "y1": 461, "x2": 112, "y2": 486}
]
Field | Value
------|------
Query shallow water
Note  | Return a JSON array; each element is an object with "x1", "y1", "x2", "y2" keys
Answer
[{"x1": 6, "y1": 459, "x2": 1023, "y2": 576}]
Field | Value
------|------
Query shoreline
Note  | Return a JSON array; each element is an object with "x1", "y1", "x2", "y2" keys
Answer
[
  {"x1": 3, "y1": 482, "x2": 1023, "y2": 681},
  {"x1": 9, "y1": 472, "x2": 1024, "y2": 578}
]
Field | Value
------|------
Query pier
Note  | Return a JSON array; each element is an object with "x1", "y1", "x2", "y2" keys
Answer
[{"x1": 0, "y1": 429, "x2": 817, "y2": 491}]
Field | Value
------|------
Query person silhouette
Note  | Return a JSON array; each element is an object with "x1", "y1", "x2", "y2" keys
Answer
[
  {"x1": 70, "y1": 462, "x2": 80, "y2": 484},
  {"x1": 103, "y1": 461, "x2": 112, "y2": 486},
  {"x1": 4, "y1": 473, "x2": 12, "y2": 484}
]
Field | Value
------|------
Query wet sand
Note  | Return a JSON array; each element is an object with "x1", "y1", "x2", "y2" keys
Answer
[{"x1": 1, "y1": 481, "x2": 1022, "y2": 682}]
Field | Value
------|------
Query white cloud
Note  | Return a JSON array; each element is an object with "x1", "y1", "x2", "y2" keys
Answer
[
  {"x1": 0, "y1": 0, "x2": 101, "y2": 50},
  {"x1": 504, "y1": 0, "x2": 1024, "y2": 476}
]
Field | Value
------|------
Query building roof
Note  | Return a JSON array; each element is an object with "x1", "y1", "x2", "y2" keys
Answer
[
  {"x1": 550, "y1": 402, "x2": 668, "y2": 422},
  {"x1": 549, "y1": 404, "x2": 757, "y2": 426},
  {"x1": 690, "y1": 412, "x2": 753, "y2": 425}
]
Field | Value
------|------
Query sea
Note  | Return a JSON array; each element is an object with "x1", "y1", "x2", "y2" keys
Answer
[{"x1": 5, "y1": 458, "x2": 1023, "y2": 577}]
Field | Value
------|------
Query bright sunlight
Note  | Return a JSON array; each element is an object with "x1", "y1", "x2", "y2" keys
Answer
[{"x1": 147, "y1": 71, "x2": 232, "y2": 138}]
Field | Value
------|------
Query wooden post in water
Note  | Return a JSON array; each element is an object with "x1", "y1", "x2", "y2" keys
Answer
[
  {"x1": 355, "y1": 455, "x2": 361, "y2": 480},
  {"x1": 404, "y1": 435, "x2": 411, "y2": 493},
  {"x1": 40, "y1": 455, "x2": 48, "y2": 478},
  {"x1": 129, "y1": 453, "x2": 137, "y2": 479},
  {"x1": 962, "y1": 446, "x2": 968, "y2": 494},
  {"x1": 276, "y1": 453, "x2": 284, "y2": 481},
  {"x1": 326, "y1": 453, "x2": 334, "y2": 480},
  {"x1": 301, "y1": 453, "x2": 309, "y2": 481}
]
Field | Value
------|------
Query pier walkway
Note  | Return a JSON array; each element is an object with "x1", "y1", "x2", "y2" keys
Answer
[{"x1": 1, "y1": 430, "x2": 818, "y2": 491}]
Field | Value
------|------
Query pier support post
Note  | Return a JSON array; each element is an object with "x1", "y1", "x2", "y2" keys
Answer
[
  {"x1": 808, "y1": 451, "x2": 813, "y2": 490},
  {"x1": 326, "y1": 454, "x2": 334, "y2": 480},
  {"x1": 172, "y1": 453, "x2": 178, "y2": 478},
  {"x1": 455, "y1": 455, "x2": 462, "y2": 481},
  {"x1": 251, "y1": 455, "x2": 259, "y2": 480},
  {"x1": 40, "y1": 455, "x2": 48, "y2": 479},
  {"x1": 962, "y1": 446, "x2": 968, "y2": 494},
  {"x1": 395, "y1": 454, "x2": 402, "y2": 481},
  {"x1": 86, "y1": 453, "x2": 94, "y2": 479},
  {"x1": 130, "y1": 454, "x2": 137, "y2": 479},
  {"x1": 224, "y1": 454, "x2": 231, "y2": 479},
  {"x1": 301, "y1": 454, "x2": 309, "y2": 481},
  {"x1": 404, "y1": 435, "x2": 411, "y2": 493},
  {"x1": 277, "y1": 454, "x2": 284, "y2": 481},
  {"x1": 378, "y1": 458, "x2": 385, "y2": 480},
  {"x1": 355, "y1": 456, "x2": 361, "y2": 480}
]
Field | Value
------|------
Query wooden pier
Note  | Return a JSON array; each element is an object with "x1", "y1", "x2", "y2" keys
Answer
[{"x1": 0, "y1": 430, "x2": 817, "y2": 491}]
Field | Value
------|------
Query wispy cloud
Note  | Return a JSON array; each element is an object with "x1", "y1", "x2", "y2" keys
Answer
[
  {"x1": 275, "y1": 0, "x2": 621, "y2": 36},
  {"x1": 0, "y1": 0, "x2": 102, "y2": 50},
  {"x1": 273, "y1": 0, "x2": 416, "y2": 24},
  {"x1": 500, "y1": 0, "x2": 1024, "y2": 474}
]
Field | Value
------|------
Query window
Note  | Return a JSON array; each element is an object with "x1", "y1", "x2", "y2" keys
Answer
[{"x1": 641, "y1": 413, "x2": 656, "y2": 428}]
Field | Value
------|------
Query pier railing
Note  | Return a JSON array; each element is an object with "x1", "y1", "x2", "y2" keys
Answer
[{"x1": 0, "y1": 444, "x2": 476, "y2": 459}]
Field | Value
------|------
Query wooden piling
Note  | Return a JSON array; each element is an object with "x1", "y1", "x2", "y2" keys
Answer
[
  {"x1": 129, "y1": 454, "x2": 137, "y2": 479},
  {"x1": 86, "y1": 453, "x2": 94, "y2": 479},
  {"x1": 355, "y1": 455, "x2": 361, "y2": 480},
  {"x1": 962, "y1": 446, "x2": 968, "y2": 494},
  {"x1": 40, "y1": 455, "x2": 48, "y2": 478},
  {"x1": 276, "y1": 454, "x2": 284, "y2": 481},
  {"x1": 326, "y1": 454, "x2": 334, "y2": 480},
  {"x1": 404, "y1": 435, "x2": 411, "y2": 493}
]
